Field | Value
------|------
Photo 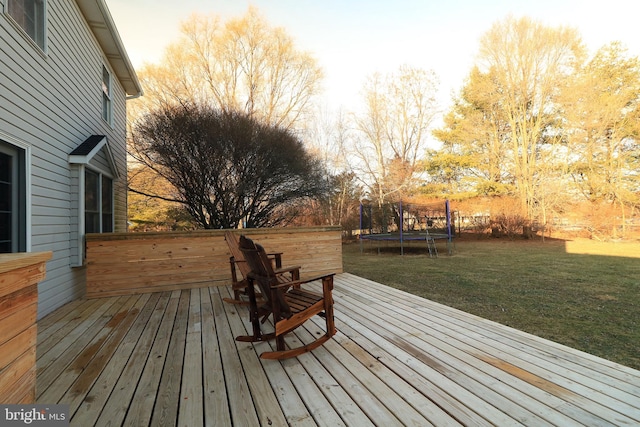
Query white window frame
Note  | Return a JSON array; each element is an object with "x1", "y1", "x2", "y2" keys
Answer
[
  {"x1": 69, "y1": 135, "x2": 119, "y2": 266},
  {"x1": 5, "y1": 0, "x2": 47, "y2": 52},
  {"x1": 84, "y1": 167, "x2": 114, "y2": 234},
  {"x1": 0, "y1": 131, "x2": 32, "y2": 253},
  {"x1": 102, "y1": 65, "x2": 113, "y2": 125}
]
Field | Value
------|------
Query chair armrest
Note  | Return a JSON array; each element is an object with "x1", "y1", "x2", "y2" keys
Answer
[
  {"x1": 267, "y1": 252, "x2": 283, "y2": 268},
  {"x1": 270, "y1": 273, "x2": 335, "y2": 289},
  {"x1": 274, "y1": 265, "x2": 301, "y2": 275}
]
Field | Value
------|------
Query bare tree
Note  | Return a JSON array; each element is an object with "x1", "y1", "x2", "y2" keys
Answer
[
  {"x1": 125, "y1": 8, "x2": 325, "y2": 227},
  {"x1": 128, "y1": 165, "x2": 197, "y2": 231},
  {"x1": 301, "y1": 107, "x2": 357, "y2": 226},
  {"x1": 130, "y1": 8, "x2": 323, "y2": 131},
  {"x1": 129, "y1": 104, "x2": 328, "y2": 229},
  {"x1": 352, "y1": 65, "x2": 439, "y2": 205}
]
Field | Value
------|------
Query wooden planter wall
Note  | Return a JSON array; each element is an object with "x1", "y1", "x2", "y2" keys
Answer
[
  {"x1": 85, "y1": 227, "x2": 343, "y2": 298},
  {"x1": 0, "y1": 252, "x2": 51, "y2": 403}
]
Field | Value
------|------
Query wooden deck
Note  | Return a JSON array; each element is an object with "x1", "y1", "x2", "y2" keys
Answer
[{"x1": 36, "y1": 273, "x2": 640, "y2": 426}]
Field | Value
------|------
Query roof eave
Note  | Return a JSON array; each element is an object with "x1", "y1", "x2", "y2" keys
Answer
[{"x1": 75, "y1": 0, "x2": 143, "y2": 98}]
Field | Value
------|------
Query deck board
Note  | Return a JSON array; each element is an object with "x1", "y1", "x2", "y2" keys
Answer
[
  {"x1": 337, "y1": 274, "x2": 640, "y2": 424},
  {"x1": 115, "y1": 292, "x2": 181, "y2": 427},
  {"x1": 201, "y1": 287, "x2": 232, "y2": 426},
  {"x1": 36, "y1": 273, "x2": 640, "y2": 426},
  {"x1": 78, "y1": 292, "x2": 168, "y2": 426}
]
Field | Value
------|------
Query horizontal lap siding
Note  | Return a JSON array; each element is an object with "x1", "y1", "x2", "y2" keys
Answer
[
  {"x1": 85, "y1": 227, "x2": 343, "y2": 298},
  {"x1": 1, "y1": 0, "x2": 130, "y2": 318}
]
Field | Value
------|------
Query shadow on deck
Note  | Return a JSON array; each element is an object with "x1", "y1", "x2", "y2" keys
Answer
[{"x1": 36, "y1": 273, "x2": 640, "y2": 426}]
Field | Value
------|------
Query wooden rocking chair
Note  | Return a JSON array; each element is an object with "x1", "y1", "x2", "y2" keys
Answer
[
  {"x1": 223, "y1": 231, "x2": 300, "y2": 305},
  {"x1": 236, "y1": 235, "x2": 337, "y2": 360}
]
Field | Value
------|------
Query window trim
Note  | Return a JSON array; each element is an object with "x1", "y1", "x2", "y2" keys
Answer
[
  {"x1": 72, "y1": 163, "x2": 115, "y2": 266},
  {"x1": 5, "y1": 0, "x2": 47, "y2": 52},
  {"x1": 69, "y1": 135, "x2": 118, "y2": 266},
  {"x1": 0, "y1": 132, "x2": 32, "y2": 252},
  {"x1": 0, "y1": 146, "x2": 20, "y2": 253},
  {"x1": 102, "y1": 65, "x2": 113, "y2": 126},
  {"x1": 84, "y1": 167, "x2": 114, "y2": 234}
]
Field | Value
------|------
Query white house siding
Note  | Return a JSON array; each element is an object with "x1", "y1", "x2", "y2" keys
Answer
[
  {"x1": 88, "y1": 147, "x2": 114, "y2": 175},
  {"x1": 1, "y1": 0, "x2": 132, "y2": 318}
]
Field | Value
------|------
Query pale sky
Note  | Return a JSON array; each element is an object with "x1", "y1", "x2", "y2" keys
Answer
[{"x1": 107, "y1": 0, "x2": 640, "y2": 112}]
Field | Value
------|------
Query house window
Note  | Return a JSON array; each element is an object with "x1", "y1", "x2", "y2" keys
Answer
[
  {"x1": 102, "y1": 65, "x2": 112, "y2": 125},
  {"x1": 0, "y1": 142, "x2": 26, "y2": 253},
  {"x1": 7, "y1": 0, "x2": 46, "y2": 50},
  {"x1": 85, "y1": 169, "x2": 113, "y2": 233}
]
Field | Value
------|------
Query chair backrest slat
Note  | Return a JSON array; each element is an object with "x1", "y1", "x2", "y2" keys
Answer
[
  {"x1": 225, "y1": 231, "x2": 251, "y2": 278},
  {"x1": 239, "y1": 235, "x2": 291, "y2": 317}
]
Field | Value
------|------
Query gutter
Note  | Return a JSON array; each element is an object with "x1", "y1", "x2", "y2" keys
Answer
[
  {"x1": 76, "y1": 0, "x2": 143, "y2": 98},
  {"x1": 126, "y1": 92, "x2": 143, "y2": 101}
]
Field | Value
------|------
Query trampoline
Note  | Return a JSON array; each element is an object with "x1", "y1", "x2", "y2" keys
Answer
[{"x1": 359, "y1": 200, "x2": 453, "y2": 256}]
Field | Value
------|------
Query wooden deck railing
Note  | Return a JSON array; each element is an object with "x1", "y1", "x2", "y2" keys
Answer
[
  {"x1": 0, "y1": 251, "x2": 52, "y2": 403},
  {"x1": 85, "y1": 227, "x2": 343, "y2": 298}
]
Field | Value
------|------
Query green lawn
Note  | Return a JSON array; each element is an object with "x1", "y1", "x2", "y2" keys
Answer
[{"x1": 342, "y1": 237, "x2": 640, "y2": 370}]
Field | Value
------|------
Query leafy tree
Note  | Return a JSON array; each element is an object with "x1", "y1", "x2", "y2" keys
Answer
[
  {"x1": 430, "y1": 66, "x2": 513, "y2": 196},
  {"x1": 477, "y1": 16, "x2": 585, "y2": 221},
  {"x1": 352, "y1": 65, "x2": 439, "y2": 205},
  {"x1": 563, "y1": 42, "x2": 640, "y2": 236},
  {"x1": 432, "y1": 65, "x2": 569, "y2": 227},
  {"x1": 129, "y1": 104, "x2": 328, "y2": 229},
  {"x1": 130, "y1": 8, "x2": 323, "y2": 131}
]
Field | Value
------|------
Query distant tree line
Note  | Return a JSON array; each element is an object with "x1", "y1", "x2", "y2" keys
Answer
[
  {"x1": 127, "y1": 10, "x2": 640, "y2": 239},
  {"x1": 427, "y1": 17, "x2": 640, "y2": 238}
]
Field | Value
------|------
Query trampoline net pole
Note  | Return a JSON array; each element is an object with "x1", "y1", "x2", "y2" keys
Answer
[
  {"x1": 446, "y1": 199, "x2": 452, "y2": 255},
  {"x1": 400, "y1": 201, "x2": 404, "y2": 255},
  {"x1": 359, "y1": 203, "x2": 363, "y2": 253}
]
